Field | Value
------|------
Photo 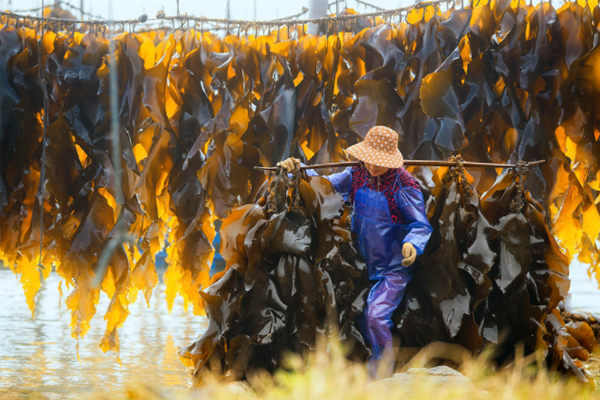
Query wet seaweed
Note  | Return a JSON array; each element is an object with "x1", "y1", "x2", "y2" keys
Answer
[
  {"x1": 178, "y1": 171, "x2": 369, "y2": 382},
  {"x1": 0, "y1": 1, "x2": 599, "y2": 365}
]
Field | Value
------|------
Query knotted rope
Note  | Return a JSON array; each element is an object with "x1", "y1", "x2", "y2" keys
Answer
[
  {"x1": 267, "y1": 170, "x2": 286, "y2": 215},
  {"x1": 509, "y1": 161, "x2": 529, "y2": 214},
  {"x1": 448, "y1": 155, "x2": 473, "y2": 199},
  {"x1": 289, "y1": 166, "x2": 303, "y2": 213}
]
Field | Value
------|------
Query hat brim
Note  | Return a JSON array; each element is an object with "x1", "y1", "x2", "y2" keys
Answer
[{"x1": 346, "y1": 142, "x2": 404, "y2": 168}]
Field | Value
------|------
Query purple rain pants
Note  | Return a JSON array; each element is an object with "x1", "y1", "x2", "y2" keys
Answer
[{"x1": 350, "y1": 174, "x2": 432, "y2": 377}]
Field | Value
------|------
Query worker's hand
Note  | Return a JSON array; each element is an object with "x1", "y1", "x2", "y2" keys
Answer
[
  {"x1": 276, "y1": 157, "x2": 301, "y2": 172},
  {"x1": 402, "y1": 242, "x2": 417, "y2": 267}
]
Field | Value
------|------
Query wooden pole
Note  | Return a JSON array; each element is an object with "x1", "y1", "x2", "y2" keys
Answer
[{"x1": 254, "y1": 159, "x2": 546, "y2": 172}]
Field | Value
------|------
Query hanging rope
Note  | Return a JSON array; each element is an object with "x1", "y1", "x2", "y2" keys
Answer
[
  {"x1": 356, "y1": 0, "x2": 385, "y2": 11},
  {"x1": 509, "y1": 161, "x2": 529, "y2": 214},
  {"x1": 336, "y1": 0, "x2": 340, "y2": 33},
  {"x1": 273, "y1": 7, "x2": 309, "y2": 21},
  {"x1": 12, "y1": 6, "x2": 43, "y2": 14},
  {"x1": 0, "y1": 0, "x2": 455, "y2": 33},
  {"x1": 267, "y1": 171, "x2": 285, "y2": 215},
  {"x1": 92, "y1": 20, "x2": 134, "y2": 288},
  {"x1": 60, "y1": 1, "x2": 105, "y2": 20},
  {"x1": 448, "y1": 155, "x2": 473, "y2": 199},
  {"x1": 37, "y1": 0, "x2": 48, "y2": 272},
  {"x1": 289, "y1": 166, "x2": 303, "y2": 213},
  {"x1": 108, "y1": 24, "x2": 123, "y2": 208}
]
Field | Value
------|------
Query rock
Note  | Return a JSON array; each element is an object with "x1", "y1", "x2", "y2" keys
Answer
[
  {"x1": 367, "y1": 365, "x2": 476, "y2": 393},
  {"x1": 192, "y1": 380, "x2": 256, "y2": 399},
  {"x1": 223, "y1": 381, "x2": 254, "y2": 396},
  {"x1": 561, "y1": 308, "x2": 600, "y2": 343}
]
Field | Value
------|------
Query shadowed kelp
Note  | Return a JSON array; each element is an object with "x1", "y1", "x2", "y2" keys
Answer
[
  {"x1": 181, "y1": 167, "x2": 593, "y2": 384},
  {"x1": 178, "y1": 170, "x2": 369, "y2": 382},
  {"x1": 395, "y1": 159, "x2": 496, "y2": 353}
]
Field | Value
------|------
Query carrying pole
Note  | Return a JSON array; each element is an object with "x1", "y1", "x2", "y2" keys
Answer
[{"x1": 254, "y1": 159, "x2": 546, "y2": 172}]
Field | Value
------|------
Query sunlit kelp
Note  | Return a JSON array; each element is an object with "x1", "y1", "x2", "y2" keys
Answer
[
  {"x1": 1, "y1": 0, "x2": 600, "y2": 358},
  {"x1": 178, "y1": 171, "x2": 369, "y2": 382},
  {"x1": 418, "y1": 0, "x2": 600, "y2": 276}
]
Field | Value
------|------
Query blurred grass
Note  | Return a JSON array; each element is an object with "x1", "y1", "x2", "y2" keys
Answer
[{"x1": 3, "y1": 343, "x2": 599, "y2": 400}]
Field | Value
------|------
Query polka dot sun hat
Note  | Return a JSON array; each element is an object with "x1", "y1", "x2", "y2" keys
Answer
[{"x1": 346, "y1": 126, "x2": 404, "y2": 169}]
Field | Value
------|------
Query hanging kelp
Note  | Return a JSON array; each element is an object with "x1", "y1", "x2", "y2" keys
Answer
[
  {"x1": 458, "y1": 163, "x2": 598, "y2": 380},
  {"x1": 178, "y1": 171, "x2": 369, "y2": 382},
  {"x1": 181, "y1": 163, "x2": 592, "y2": 382},
  {"x1": 1, "y1": 0, "x2": 600, "y2": 358},
  {"x1": 394, "y1": 161, "x2": 592, "y2": 380},
  {"x1": 394, "y1": 159, "x2": 496, "y2": 353},
  {"x1": 418, "y1": 0, "x2": 600, "y2": 278},
  {"x1": 478, "y1": 165, "x2": 582, "y2": 374}
]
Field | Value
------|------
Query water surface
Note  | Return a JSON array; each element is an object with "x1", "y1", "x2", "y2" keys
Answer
[
  {"x1": 565, "y1": 261, "x2": 600, "y2": 317},
  {"x1": 0, "y1": 262, "x2": 598, "y2": 396},
  {"x1": 0, "y1": 268, "x2": 206, "y2": 396}
]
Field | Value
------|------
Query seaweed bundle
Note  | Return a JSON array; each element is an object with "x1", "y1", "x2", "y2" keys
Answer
[
  {"x1": 395, "y1": 161, "x2": 592, "y2": 379},
  {"x1": 178, "y1": 170, "x2": 369, "y2": 382},
  {"x1": 181, "y1": 163, "x2": 594, "y2": 383},
  {"x1": 395, "y1": 159, "x2": 496, "y2": 353}
]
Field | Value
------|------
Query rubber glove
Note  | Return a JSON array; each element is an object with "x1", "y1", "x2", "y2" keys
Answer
[
  {"x1": 402, "y1": 242, "x2": 417, "y2": 266},
  {"x1": 276, "y1": 157, "x2": 301, "y2": 172}
]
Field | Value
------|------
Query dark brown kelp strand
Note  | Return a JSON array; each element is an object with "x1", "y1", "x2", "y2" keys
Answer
[
  {"x1": 36, "y1": 0, "x2": 47, "y2": 273},
  {"x1": 395, "y1": 161, "x2": 494, "y2": 352}
]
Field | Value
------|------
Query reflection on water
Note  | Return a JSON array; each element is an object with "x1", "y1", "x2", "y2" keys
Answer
[
  {"x1": 0, "y1": 268, "x2": 206, "y2": 395},
  {"x1": 0, "y1": 262, "x2": 598, "y2": 395}
]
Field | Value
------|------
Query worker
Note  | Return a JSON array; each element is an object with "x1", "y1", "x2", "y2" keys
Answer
[{"x1": 278, "y1": 125, "x2": 433, "y2": 377}]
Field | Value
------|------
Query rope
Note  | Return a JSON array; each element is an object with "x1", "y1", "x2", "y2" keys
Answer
[
  {"x1": 267, "y1": 171, "x2": 284, "y2": 214},
  {"x1": 108, "y1": 26, "x2": 123, "y2": 207},
  {"x1": 273, "y1": 7, "x2": 309, "y2": 21},
  {"x1": 91, "y1": 18, "x2": 134, "y2": 289},
  {"x1": 61, "y1": 0, "x2": 105, "y2": 20},
  {"x1": 289, "y1": 167, "x2": 302, "y2": 213},
  {"x1": 509, "y1": 161, "x2": 529, "y2": 214},
  {"x1": 448, "y1": 155, "x2": 473, "y2": 198},
  {"x1": 336, "y1": 0, "x2": 340, "y2": 33},
  {"x1": 12, "y1": 6, "x2": 43, "y2": 14},
  {"x1": 0, "y1": 0, "x2": 454, "y2": 32},
  {"x1": 356, "y1": 0, "x2": 385, "y2": 11}
]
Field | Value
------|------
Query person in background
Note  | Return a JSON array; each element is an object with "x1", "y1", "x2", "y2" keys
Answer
[{"x1": 278, "y1": 125, "x2": 433, "y2": 378}]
